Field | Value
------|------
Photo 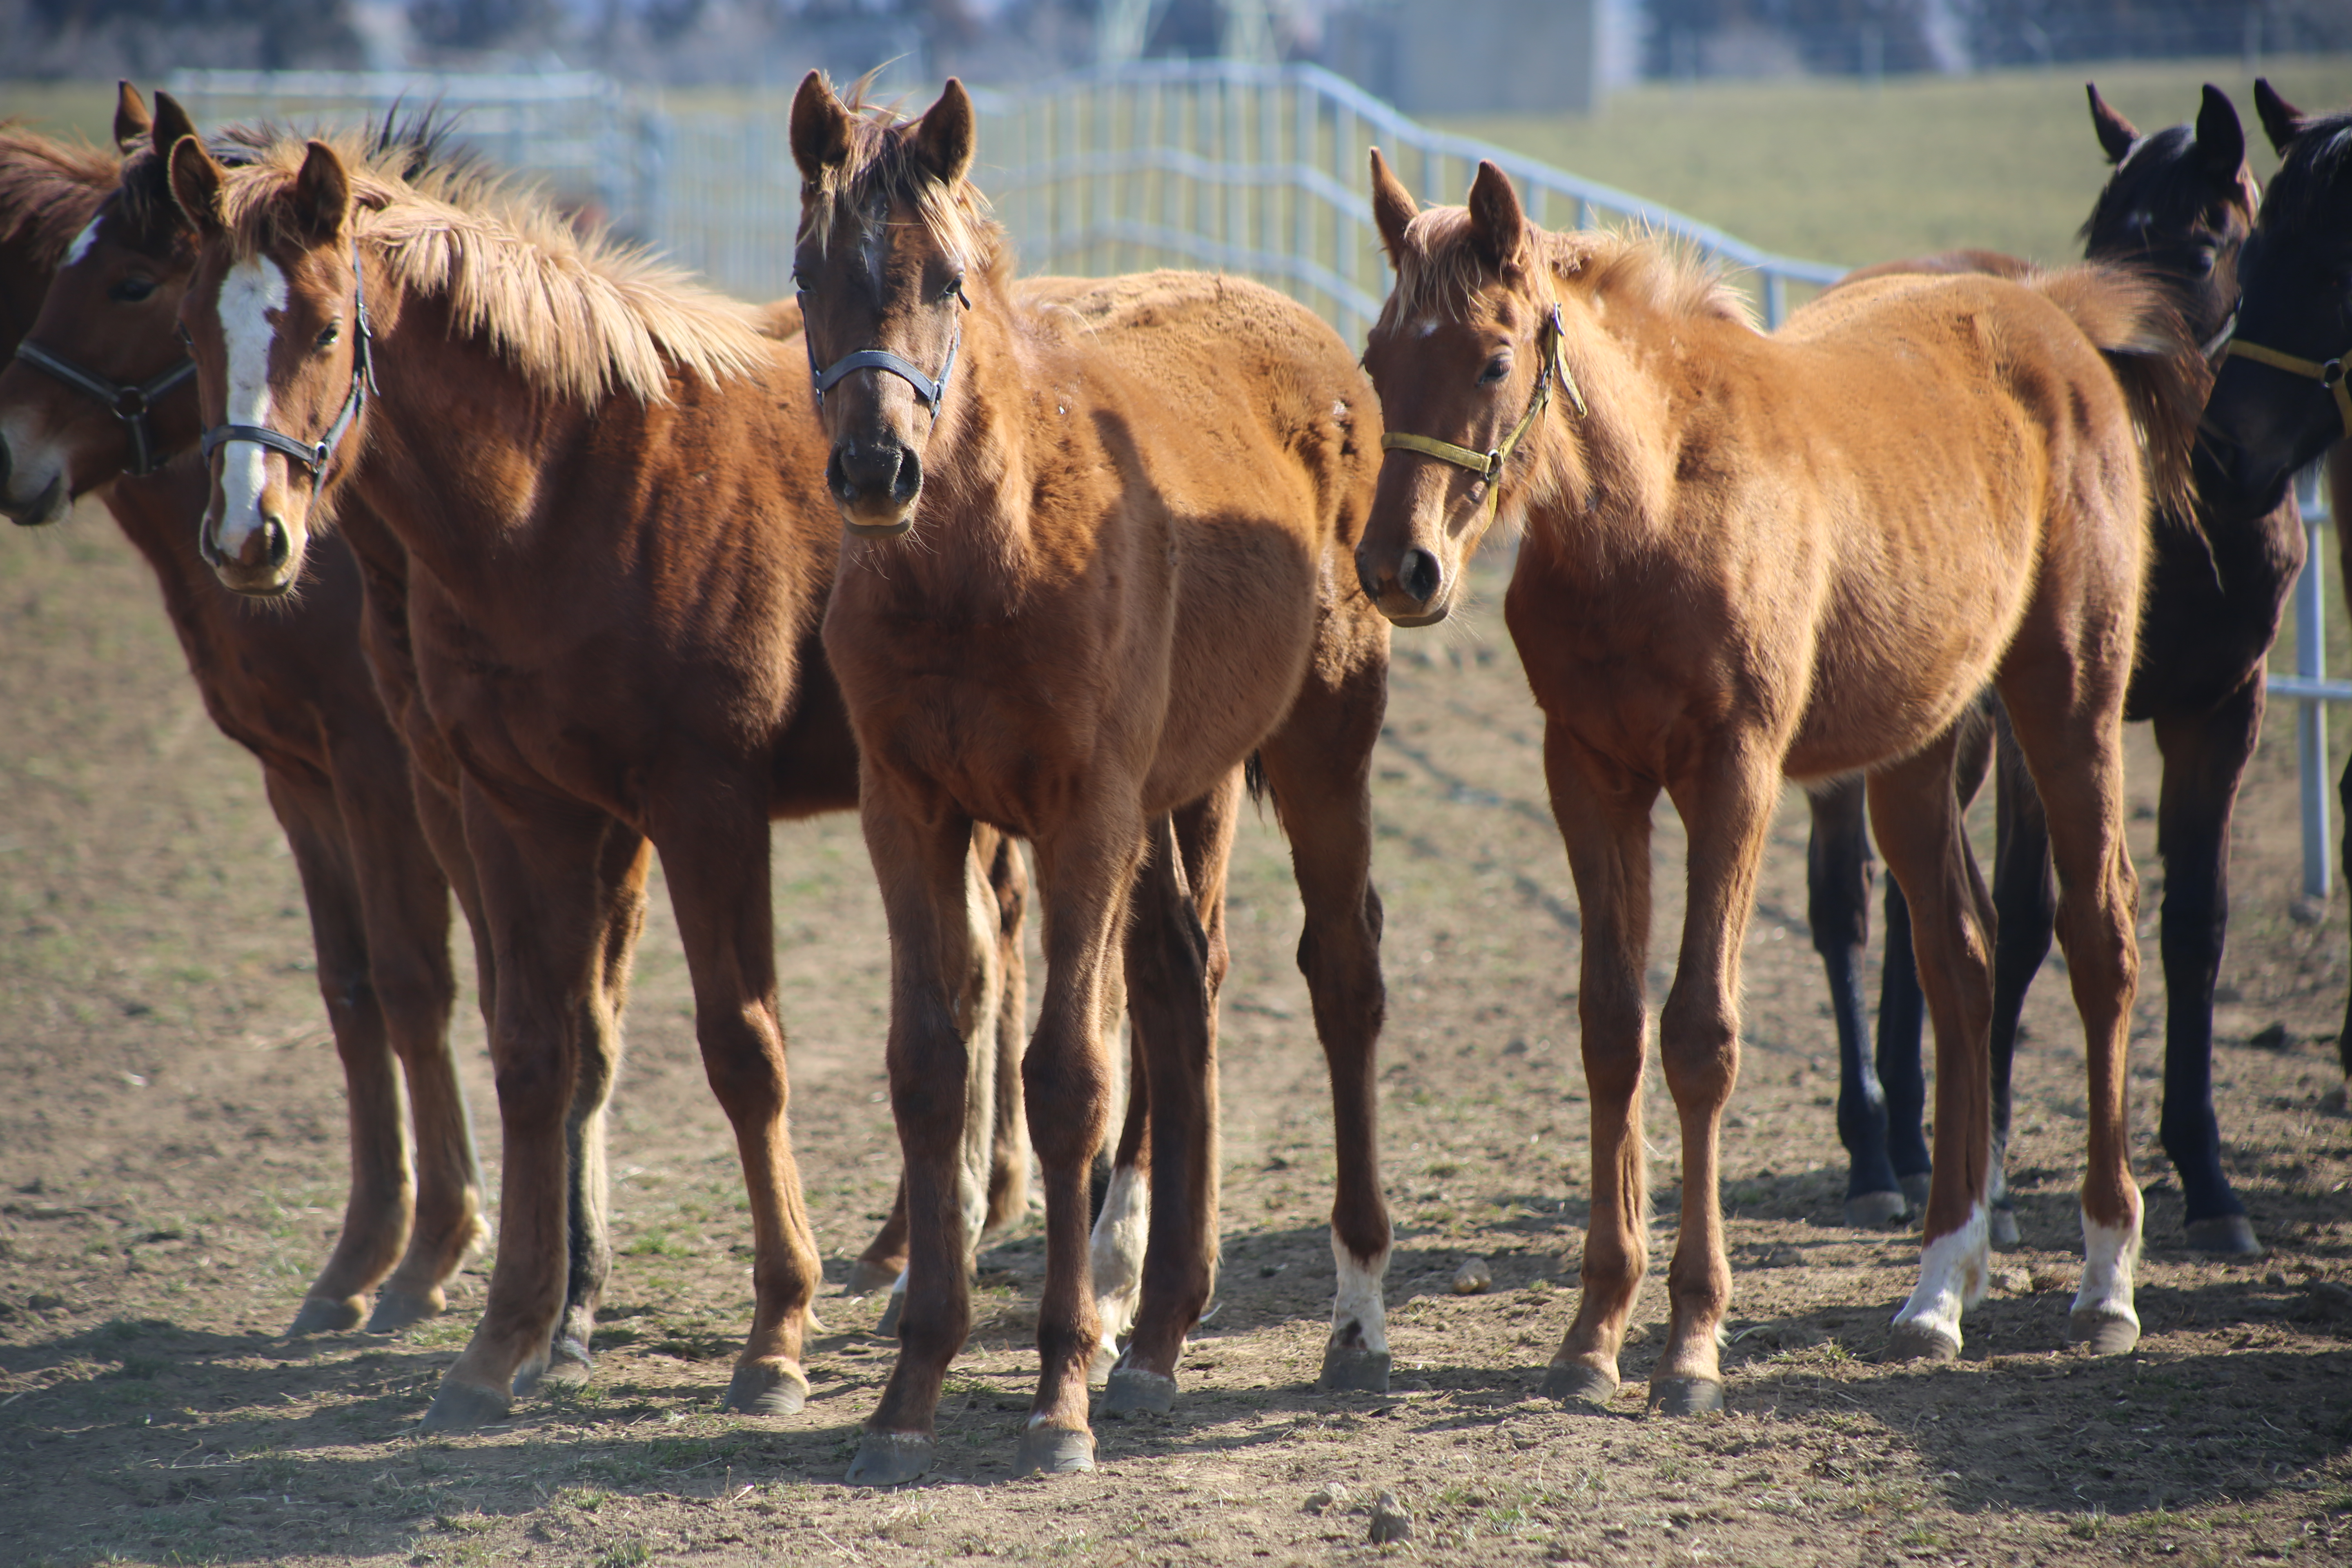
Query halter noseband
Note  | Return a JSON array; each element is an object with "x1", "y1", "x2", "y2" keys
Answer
[
  {"x1": 199, "y1": 243, "x2": 378, "y2": 480},
  {"x1": 1380, "y1": 306, "x2": 1586, "y2": 529},
  {"x1": 12, "y1": 341, "x2": 196, "y2": 478},
  {"x1": 802, "y1": 292, "x2": 964, "y2": 416},
  {"x1": 2223, "y1": 333, "x2": 2352, "y2": 442}
]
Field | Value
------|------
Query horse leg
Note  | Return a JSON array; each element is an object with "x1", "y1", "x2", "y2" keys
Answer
[
  {"x1": 650, "y1": 804, "x2": 829, "y2": 1418},
  {"x1": 1806, "y1": 780, "x2": 1906, "y2": 1226},
  {"x1": 1874, "y1": 872, "x2": 1932, "y2": 1214},
  {"x1": 979, "y1": 826, "x2": 1033, "y2": 1237},
  {"x1": 848, "y1": 797, "x2": 996, "y2": 1485},
  {"x1": 327, "y1": 734, "x2": 487, "y2": 1335},
  {"x1": 2331, "y1": 439, "x2": 2352, "y2": 1100},
  {"x1": 1258, "y1": 661, "x2": 1393, "y2": 1396},
  {"x1": 1874, "y1": 730, "x2": 1999, "y2": 1361},
  {"x1": 2000, "y1": 663, "x2": 2143, "y2": 1355},
  {"x1": 1088, "y1": 993, "x2": 1146, "y2": 1381},
  {"x1": 1646, "y1": 737, "x2": 1780, "y2": 1414},
  {"x1": 1538, "y1": 730, "x2": 1658, "y2": 1409},
  {"x1": 1986, "y1": 714, "x2": 2053, "y2": 1250},
  {"x1": 266, "y1": 768, "x2": 412, "y2": 1336},
  {"x1": 423, "y1": 790, "x2": 624, "y2": 1432},
  {"x1": 526, "y1": 832, "x2": 654, "y2": 1390},
  {"x1": 2153, "y1": 681, "x2": 2264, "y2": 1256}
]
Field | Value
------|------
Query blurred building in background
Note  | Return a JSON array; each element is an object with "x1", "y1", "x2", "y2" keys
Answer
[{"x1": 1, "y1": 0, "x2": 2345, "y2": 94}]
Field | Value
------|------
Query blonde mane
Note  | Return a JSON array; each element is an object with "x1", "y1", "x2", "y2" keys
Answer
[
  {"x1": 1379, "y1": 204, "x2": 1755, "y2": 334},
  {"x1": 795, "y1": 79, "x2": 1007, "y2": 285},
  {"x1": 211, "y1": 130, "x2": 771, "y2": 405},
  {"x1": 0, "y1": 126, "x2": 116, "y2": 268}
]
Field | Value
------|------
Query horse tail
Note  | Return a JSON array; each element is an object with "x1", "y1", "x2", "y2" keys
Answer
[
  {"x1": 2024, "y1": 260, "x2": 2207, "y2": 529},
  {"x1": 1243, "y1": 749, "x2": 1269, "y2": 812}
]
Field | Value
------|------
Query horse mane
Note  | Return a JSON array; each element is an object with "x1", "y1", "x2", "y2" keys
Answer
[
  {"x1": 2030, "y1": 261, "x2": 2205, "y2": 524},
  {"x1": 0, "y1": 125, "x2": 116, "y2": 268},
  {"x1": 2258, "y1": 109, "x2": 2352, "y2": 240},
  {"x1": 1378, "y1": 206, "x2": 1753, "y2": 333},
  {"x1": 211, "y1": 128, "x2": 770, "y2": 405},
  {"x1": 795, "y1": 76, "x2": 1008, "y2": 287}
]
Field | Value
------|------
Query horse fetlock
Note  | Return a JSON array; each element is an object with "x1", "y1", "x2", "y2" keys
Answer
[
  {"x1": 1891, "y1": 1201, "x2": 1989, "y2": 1360},
  {"x1": 846, "y1": 1430, "x2": 935, "y2": 1488},
  {"x1": 1087, "y1": 1164, "x2": 1148, "y2": 1372},
  {"x1": 725, "y1": 1356, "x2": 811, "y2": 1417},
  {"x1": 288, "y1": 1292, "x2": 368, "y2": 1336},
  {"x1": 2069, "y1": 1208, "x2": 2142, "y2": 1354},
  {"x1": 535, "y1": 1335, "x2": 594, "y2": 1389}
]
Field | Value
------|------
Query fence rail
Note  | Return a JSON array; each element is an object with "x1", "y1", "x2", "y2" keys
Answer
[{"x1": 162, "y1": 64, "x2": 2350, "y2": 895}]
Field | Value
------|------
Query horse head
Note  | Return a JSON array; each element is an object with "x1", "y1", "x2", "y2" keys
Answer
[
  {"x1": 2201, "y1": 81, "x2": 2352, "y2": 518},
  {"x1": 169, "y1": 133, "x2": 375, "y2": 597},
  {"x1": 1357, "y1": 151, "x2": 1577, "y2": 627},
  {"x1": 788, "y1": 71, "x2": 981, "y2": 538},
  {"x1": 2080, "y1": 82, "x2": 2255, "y2": 352},
  {"x1": 0, "y1": 85, "x2": 206, "y2": 528}
]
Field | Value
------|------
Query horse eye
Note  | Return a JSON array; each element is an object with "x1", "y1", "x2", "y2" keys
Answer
[
  {"x1": 316, "y1": 322, "x2": 341, "y2": 350},
  {"x1": 1479, "y1": 356, "x2": 1511, "y2": 385},
  {"x1": 176, "y1": 323, "x2": 193, "y2": 348},
  {"x1": 108, "y1": 276, "x2": 157, "y2": 303},
  {"x1": 941, "y1": 271, "x2": 967, "y2": 303}
]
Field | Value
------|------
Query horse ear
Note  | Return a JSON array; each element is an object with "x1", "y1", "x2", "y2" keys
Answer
[
  {"x1": 908, "y1": 78, "x2": 977, "y2": 188},
  {"x1": 1369, "y1": 147, "x2": 1417, "y2": 265},
  {"x1": 291, "y1": 140, "x2": 352, "y2": 245},
  {"x1": 2086, "y1": 83, "x2": 2138, "y2": 165},
  {"x1": 169, "y1": 135, "x2": 226, "y2": 238},
  {"x1": 114, "y1": 81, "x2": 151, "y2": 153},
  {"x1": 2253, "y1": 78, "x2": 2305, "y2": 155},
  {"x1": 150, "y1": 90, "x2": 197, "y2": 164},
  {"x1": 790, "y1": 70, "x2": 853, "y2": 185},
  {"x1": 1466, "y1": 160, "x2": 1526, "y2": 270},
  {"x1": 2194, "y1": 84, "x2": 2245, "y2": 179}
]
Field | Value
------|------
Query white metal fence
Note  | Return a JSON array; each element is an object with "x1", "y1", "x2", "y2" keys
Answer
[{"x1": 163, "y1": 63, "x2": 2350, "y2": 895}]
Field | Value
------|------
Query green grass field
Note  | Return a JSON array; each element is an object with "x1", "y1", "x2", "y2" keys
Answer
[{"x1": 1440, "y1": 54, "x2": 2352, "y2": 269}]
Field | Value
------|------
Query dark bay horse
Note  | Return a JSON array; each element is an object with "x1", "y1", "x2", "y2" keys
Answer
[
  {"x1": 789, "y1": 74, "x2": 1392, "y2": 1483},
  {"x1": 1806, "y1": 83, "x2": 2289, "y2": 1256},
  {"x1": 0, "y1": 90, "x2": 488, "y2": 1335},
  {"x1": 2199, "y1": 81, "x2": 2352, "y2": 1101},
  {"x1": 161, "y1": 124, "x2": 1025, "y2": 1431},
  {"x1": 1359, "y1": 154, "x2": 2195, "y2": 1408}
]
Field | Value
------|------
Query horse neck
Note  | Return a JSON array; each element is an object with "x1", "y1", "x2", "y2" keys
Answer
[
  {"x1": 893, "y1": 291, "x2": 1033, "y2": 593},
  {"x1": 1519, "y1": 275, "x2": 1686, "y2": 566}
]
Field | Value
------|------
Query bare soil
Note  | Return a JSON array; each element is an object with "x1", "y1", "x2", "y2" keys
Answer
[{"x1": 2, "y1": 518, "x2": 2348, "y2": 1567}]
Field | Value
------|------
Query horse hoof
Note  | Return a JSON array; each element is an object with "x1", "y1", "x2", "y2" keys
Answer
[
  {"x1": 846, "y1": 1431, "x2": 933, "y2": 1488},
  {"x1": 2068, "y1": 1307, "x2": 2140, "y2": 1356},
  {"x1": 1013, "y1": 1424, "x2": 1097, "y2": 1477},
  {"x1": 1842, "y1": 1189, "x2": 1909, "y2": 1229},
  {"x1": 1317, "y1": 1344, "x2": 1392, "y2": 1394},
  {"x1": 725, "y1": 1359, "x2": 811, "y2": 1417},
  {"x1": 1100, "y1": 1367, "x2": 1178, "y2": 1417},
  {"x1": 1989, "y1": 1207, "x2": 2021, "y2": 1250},
  {"x1": 537, "y1": 1336, "x2": 594, "y2": 1389},
  {"x1": 877, "y1": 1292, "x2": 905, "y2": 1339},
  {"x1": 365, "y1": 1290, "x2": 444, "y2": 1333},
  {"x1": 1899, "y1": 1172, "x2": 1932, "y2": 1211},
  {"x1": 1646, "y1": 1376, "x2": 1724, "y2": 1417},
  {"x1": 420, "y1": 1379, "x2": 512, "y2": 1433},
  {"x1": 1539, "y1": 1361, "x2": 1619, "y2": 1410},
  {"x1": 2183, "y1": 1215, "x2": 2262, "y2": 1258},
  {"x1": 846, "y1": 1257, "x2": 903, "y2": 1296},
  {"x1": 288, "y1": 1294, "x2": 365, "y2": 1336},
  {"x1": 1884, "y1": 1320, "x2": 1961, "y2": 1363}
]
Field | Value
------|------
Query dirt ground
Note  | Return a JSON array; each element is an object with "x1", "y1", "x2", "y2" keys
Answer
[{"x1": 2, "y1": 512, "x2": 2348, "y2": 1568}]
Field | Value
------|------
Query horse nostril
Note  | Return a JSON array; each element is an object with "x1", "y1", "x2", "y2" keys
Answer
[
  {"x1": 1401, "y1": 548, "x2": 1443, "y2": 606},
  {"x1": 1354, "y1": 552, "x2": 1384, "y2": 604},
  {"x1": 262, "y1": 515, "x2": 290, "y2": 569},
  {"x1": 826, "y1": 448, "x2": 855, "y2": 505},
  {"x1": 893, "y1": 446, "x2": 922, "y2": 504}
]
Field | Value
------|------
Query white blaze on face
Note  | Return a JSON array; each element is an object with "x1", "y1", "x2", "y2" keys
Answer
[
  {"x1": 1891, "y1": 1200, "x2": 1989, "y2": 1355},
  {"x1": 214, "y1": 257, "x2": 289, "y2": 558},
  {"x1": 1330, "y1": 1234, "x2": 1391, "y2": 1356},
  {"x1": 64, "y1": 217, "x2": 103, "y2": 267}
]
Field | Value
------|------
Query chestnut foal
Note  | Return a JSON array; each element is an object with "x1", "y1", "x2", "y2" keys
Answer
[
  {"x1": 0, "y1": 90, "x2": 488, "y2": 1335},
  {"x1": 163, "y1": 125, "x2": 1022, "y2": 1430},
  {"x1": 790, "y1": 74, "x2": 1392, "y2": 1483},
  {"x1": 1359, "y1": 155, "x2": 2189, "y2": 1408}
]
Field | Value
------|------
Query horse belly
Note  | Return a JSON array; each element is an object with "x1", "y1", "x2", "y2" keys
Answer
[{"x1": 1143, "y1": 538, "x2": 1323, "y2": 812}]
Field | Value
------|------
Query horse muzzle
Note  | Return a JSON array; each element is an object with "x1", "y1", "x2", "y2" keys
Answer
[
  {"x1": 1354, "y1": 543, "x2": 1455, "y2": 627},
  {"x1": 0, "y1": 435, "x2": 72, "y2": 529},
  {"x1": 203, "y1": 508, "x2": 298, "y2": 596},
  {"x1": 828, "y1": 437, "x2": 922, "y2": 538}
]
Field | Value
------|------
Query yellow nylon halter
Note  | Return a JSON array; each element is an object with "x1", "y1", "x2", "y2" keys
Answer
[
  {"x1": 1380, "y1": 306, "x2": 1586, "y2": 528},
  {"x1": 2223, "y1": 337, "x2": 2352, "y2": 441}
]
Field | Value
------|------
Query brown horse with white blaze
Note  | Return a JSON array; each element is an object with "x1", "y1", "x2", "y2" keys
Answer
[
  {"x1": 1358, "y1": 153, "x2": 2184, "y2": 1408},
  {"x1": 162, "y1": 124, "x2": 1027, "y2": 1432},
  {"x1": 789, "y1": 74, "x2": 1392, "y2": 1483}
]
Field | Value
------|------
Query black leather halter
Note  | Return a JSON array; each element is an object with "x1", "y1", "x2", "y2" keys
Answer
[
  {"x1": 802, "y1": 294, "x2": 962, "y2": 416},
  {"x1": 12, "y1": 340, "x2": 196, "y2": 477},
  {"x1": 200, "y1": 244, "x2": 378, "y2": 479}
]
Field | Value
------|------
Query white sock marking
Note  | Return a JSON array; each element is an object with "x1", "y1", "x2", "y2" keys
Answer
[
  {"x1": 2073, "y1": 1207, "x2": 2141, "y2": 1334},
  {"x1": 1088, "y1": 1163, "x2": 1148, "y2": 1364},
  {"x1": 214, "y1": 257, "x2": 288, "y2": 560},
  {"x1": 1891, "y1": 1201, "x2": 1989, "y2": 1353},
  {"x1": 1330, "y1": 1236, "x2": 1391, "y2": 1356}
]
